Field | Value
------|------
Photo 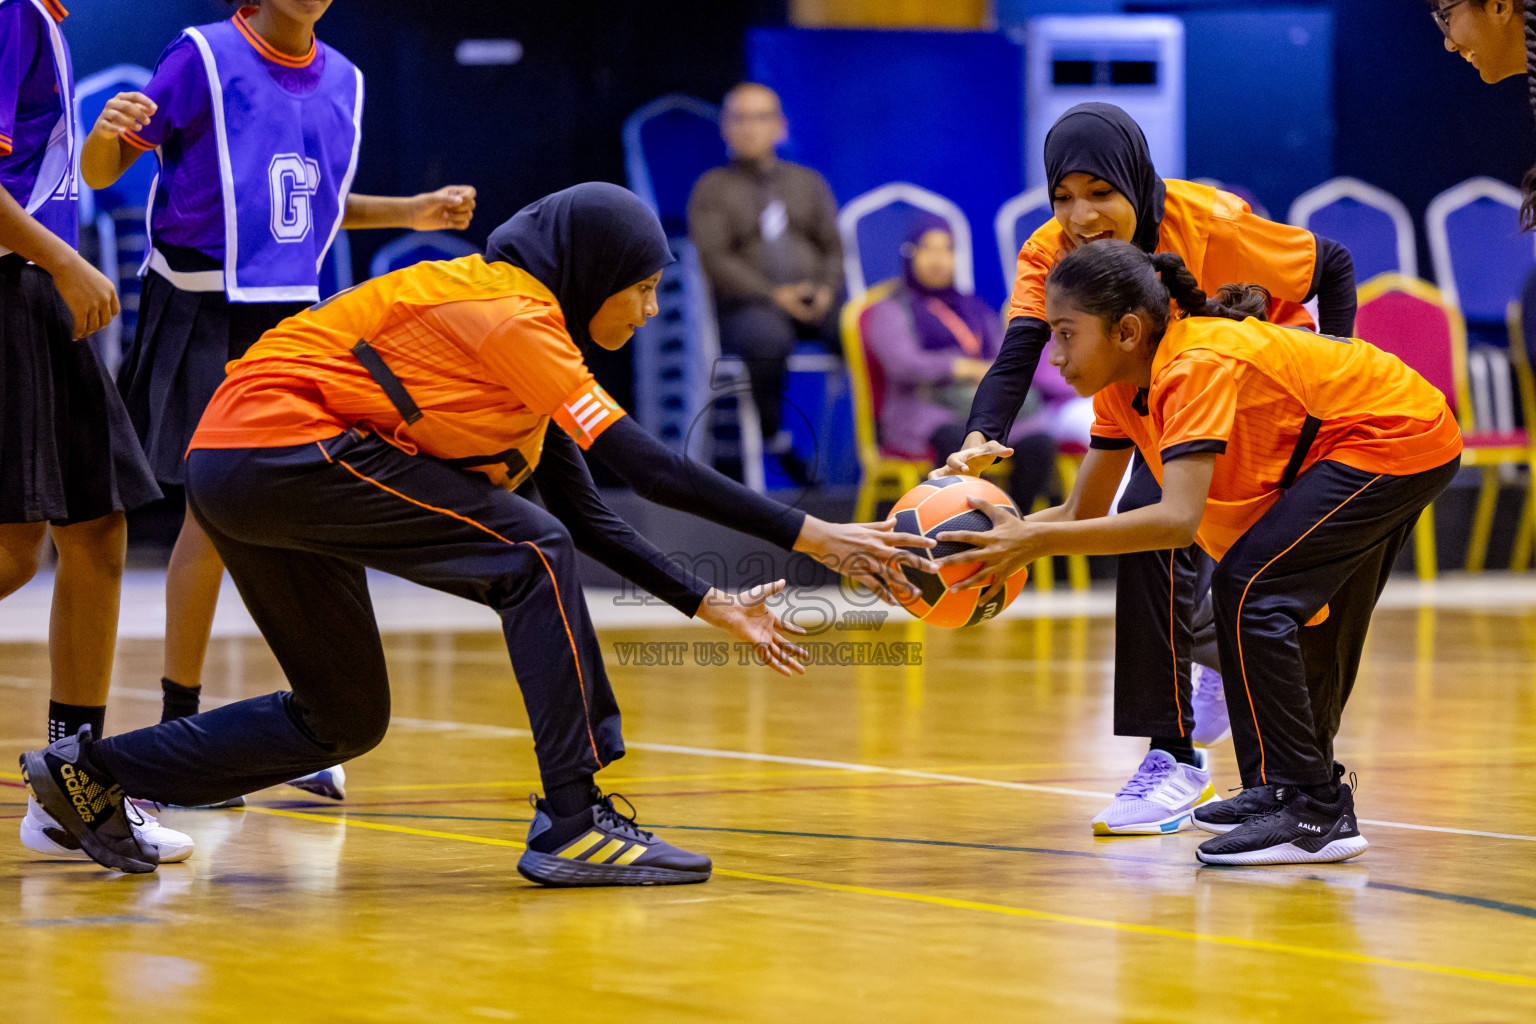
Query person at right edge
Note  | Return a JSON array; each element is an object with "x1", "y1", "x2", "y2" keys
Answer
[{"x1": 936, "y1": 103, "x2": 1357, "y2": 837}]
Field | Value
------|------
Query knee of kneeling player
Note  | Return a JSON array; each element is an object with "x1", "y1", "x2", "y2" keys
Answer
[{"x1": 310, "y1": 703, "x2": 391, "y2": 760}]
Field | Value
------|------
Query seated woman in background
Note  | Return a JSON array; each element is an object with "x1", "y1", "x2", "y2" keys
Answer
[{"x1": 862, "y1": 217, "x2": 1059, "y2": 509}]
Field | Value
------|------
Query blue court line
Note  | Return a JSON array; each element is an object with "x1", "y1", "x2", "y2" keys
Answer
[
  {"x1": 1364, "y1": 881, "x2": 1536, "y2": 920},
  {"x1": 323, "y1": 809, "x2": 1536, "y2": 921},
  {"x1": 18, "y1": 914, "x2": 158, "y2": 928}
]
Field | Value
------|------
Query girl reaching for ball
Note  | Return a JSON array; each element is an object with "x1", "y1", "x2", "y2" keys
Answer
[
  {"x1": 937, "y1": 239, "x2": 1461, "y2": 866},
  {"x1": 21, "y1": 183, "x2": 936, "y2": 883},
  {"x1": 79, "y1": 0, "x2": 477, "y2": 803},
  {"x1": 939, "y1": 102, "x2": 1357, "y2": 838}
]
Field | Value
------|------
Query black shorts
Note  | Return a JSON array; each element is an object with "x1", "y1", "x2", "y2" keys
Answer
[{"x1": 0, "y1": 254, "x2": 161, "y2": 526}]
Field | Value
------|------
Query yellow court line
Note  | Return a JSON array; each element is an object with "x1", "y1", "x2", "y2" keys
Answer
[
  {"x1": 244, "y1": 807, "x2": 1536, "y2": 990},
  {"x1": 251, "y1": 806, "x2": 526, "y2": 848}
]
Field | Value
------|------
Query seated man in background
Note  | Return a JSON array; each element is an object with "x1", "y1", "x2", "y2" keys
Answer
[
  {"x1": 688, "y1": 82, "x2": 843, "y2": 487},
  {"x1": 862, "y1": 217, "x2": 1061, "y2": 511}
]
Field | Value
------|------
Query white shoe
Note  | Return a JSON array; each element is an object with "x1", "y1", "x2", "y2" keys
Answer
[
  {"x1": 1092, "y1": 749, "x2": 1216, "y2": 835},
  {"x1": 287, "y1": 765, "x2": 346, "y2": 800},
  {"x1": 1191, "y1": 663, "x2": 1232, "y2": 748},
  {"x1": 20, "y1": 796, "x2": 194, "y2": 863}
]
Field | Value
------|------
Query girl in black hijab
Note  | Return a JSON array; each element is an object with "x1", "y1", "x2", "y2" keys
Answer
[
  {"x1": 24, "y1": 183, "x2": 935, "y2": 886},
  {"x1": 935, "y1": 103, "x2": 1357, "y2": 840}
]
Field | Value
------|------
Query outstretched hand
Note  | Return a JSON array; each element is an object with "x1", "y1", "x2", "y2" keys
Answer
[
  {"x1": 931, "y1": 439, "x2": 1013, "y2": 480},
  {"x1": 793, "y1": 516, "x2": 937, "y2": 605},
  {"x1": 934, "y1": 495, "x2": 1037, "y2": 605},
  {"x1": 695, "y1": 581, "x2": 809, "y2": 676}
]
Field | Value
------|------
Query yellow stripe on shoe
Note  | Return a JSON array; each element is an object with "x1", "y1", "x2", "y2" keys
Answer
[
  {"x1": 611, "y1": 843, "x2": 647, "y2": 866},
  {"x1": 590, "y1": 838, "x2": 627, "y2": 863},
  {"x1": 557, "y1": 831, "x2": 605, "y2": 859}
]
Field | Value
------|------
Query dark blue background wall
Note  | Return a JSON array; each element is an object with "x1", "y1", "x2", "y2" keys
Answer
[{"x1": 747, "y1": 28, "x2": 1025, "y2": 308}]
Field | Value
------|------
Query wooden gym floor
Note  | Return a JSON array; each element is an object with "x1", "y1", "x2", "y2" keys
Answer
[{"x1": 1, "y1": 574, "x2": 1534, "y2": 1023}]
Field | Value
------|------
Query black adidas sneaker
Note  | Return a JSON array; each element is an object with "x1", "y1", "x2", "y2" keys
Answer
[
  {"x1": 517, "y1": 791, "x2": 711, "y2": 887},
  {"x1": 1192, "y1": 784, "x2": 1290, "y2": 834},
  {"x1": 1195, "y1": 783, "x2": 1367, "y2": 866},
  {"x1": 19, "y1": 726, "x2": 158, "y2": 873},
  {"x1": 1194, "y1": 763, "x2": 1347, "y2": 835}
]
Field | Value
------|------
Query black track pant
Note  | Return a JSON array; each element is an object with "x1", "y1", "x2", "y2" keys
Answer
[
  {"x1": 1113, "y1": 453, "x2": 1220, "y2": 739},
  {"x1": 92, "y1": 432, "x2": 622, "y2": 806},
  {"x1": 1211, "y1": 457, "x2": 1459, "y2": 788}
]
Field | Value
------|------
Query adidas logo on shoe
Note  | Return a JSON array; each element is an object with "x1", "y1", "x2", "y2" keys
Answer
[{"x1": 61, "y1": 763, "x2": 121, "y2": 827}]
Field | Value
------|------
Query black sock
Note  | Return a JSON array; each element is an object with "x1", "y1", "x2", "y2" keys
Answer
[
  {"x1": 1150, "y1": 736, "x2": 1199, "y2": 766},
  {"x1": 1300, "y1": 780, "x2": 1341, "y2": 803},
  {"x1": 48, "y1": 701, "x2": 106, "y2": 744},
  {"x1": 545, "y1": 775, "x2": 599, "y2": 817},
  {"x1": 160, "y1": 678, "x2": 202, "y2": 723}
]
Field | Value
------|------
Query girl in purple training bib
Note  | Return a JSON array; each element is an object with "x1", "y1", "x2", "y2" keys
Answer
[
  {"x1": 78, "y1": 0, "x2": 477, "y2": 801},
  {"x1": 2, "y1": 0, "x2": 193, "y2": 864}
]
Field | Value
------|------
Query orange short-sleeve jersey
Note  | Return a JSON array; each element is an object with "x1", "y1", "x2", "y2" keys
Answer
[
  {"x1": 190, "y1": 255, "x2": 627, "y2": 487},
  {"x1": 1090, "y1": 316, "x2": 1463, "y2": 559},
  {"x1": 1009, "y1": 179, "x2": 1319, "y2": 330}
]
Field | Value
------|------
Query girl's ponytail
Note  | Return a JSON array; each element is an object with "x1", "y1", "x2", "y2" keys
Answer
[
  {"x1": 1149, "y1": 252, "x2": 1209, "y2": 317},
  {"x1": 1150, "y1": 252, "x2": 1269, "y2": 322},
  {"x1": 1045, "y1": 240, "x2": 1268, "y2": 349}
]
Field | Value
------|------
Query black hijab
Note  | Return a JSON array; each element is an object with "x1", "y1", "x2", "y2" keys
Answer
[
  {"x1": 485, "y1": 182, "x2": 675, "y2": 348},
  {"x1": 1042, "y1": 103, "x2": 1166, "y2": 254}
]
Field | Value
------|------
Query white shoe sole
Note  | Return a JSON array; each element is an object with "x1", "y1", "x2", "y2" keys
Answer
[
  {"x1": 20, "y1": 802, "x2": 194, "y2": 863},
  {"x1": 1195, "y1": 835, "x2": 1368, "y2": 865},
  {"x1": 1093, "y1": 787, "x2": 1219, "y2": 836}
]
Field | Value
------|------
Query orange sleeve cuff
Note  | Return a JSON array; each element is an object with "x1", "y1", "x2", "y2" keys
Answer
[
  {"x1": 552, "y1": 380, "x2": 626, "y2": 450},
  {"x1": 0, "y1": 134, "x2": 12, "y2": 156},
  {"x1": 121, "y1": 130, "x2": 155, "y2": 152}
]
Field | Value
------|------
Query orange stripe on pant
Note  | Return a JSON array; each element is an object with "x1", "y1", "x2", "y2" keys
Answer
[
  {"x1": 321, "y1": 445, "x2": 605, "y2": 770},
  {"x1": 1168, "y1": 549, "x2": 1184, "y2": 737},
  {"x1": 1233, "y1": 475, "x2": 1381, "y2": 784}
]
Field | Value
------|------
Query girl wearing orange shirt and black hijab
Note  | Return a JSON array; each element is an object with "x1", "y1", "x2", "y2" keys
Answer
[
  {"x1": 941, "y1": 239, "x2": 1461, "y2": 865},
  {"x1": 21, "y1": 183, "x2": 935, "y2": 882},
  {"x1": 941, "y1": 104, "x2": 1357, "y2": 837}
]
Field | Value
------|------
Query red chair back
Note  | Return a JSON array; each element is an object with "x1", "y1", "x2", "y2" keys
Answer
[{"x1": 1354, "y1": 277, "x2": 1465, "y2": 419}]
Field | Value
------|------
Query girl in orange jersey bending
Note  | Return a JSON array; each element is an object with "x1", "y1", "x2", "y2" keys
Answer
[
  {"x1": 939, "y1": 239, "x2": 1461, "y2": 866},
  {"x1": 21, "y1": 183, "x2": 935, "y2": 884}
]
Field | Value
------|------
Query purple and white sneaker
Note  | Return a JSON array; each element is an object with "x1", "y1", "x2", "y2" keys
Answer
[
  {"x1": 1092, "y1": 749, "x2": 1216, "y2": 835},
  {"x1": 1192, "y1": 663, "x2": 1231, "y2": 748}
]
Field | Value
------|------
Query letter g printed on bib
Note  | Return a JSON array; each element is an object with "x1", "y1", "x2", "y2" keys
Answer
[{"x1": 269, "y1": 153, "x2": 321, "y2": 242}]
